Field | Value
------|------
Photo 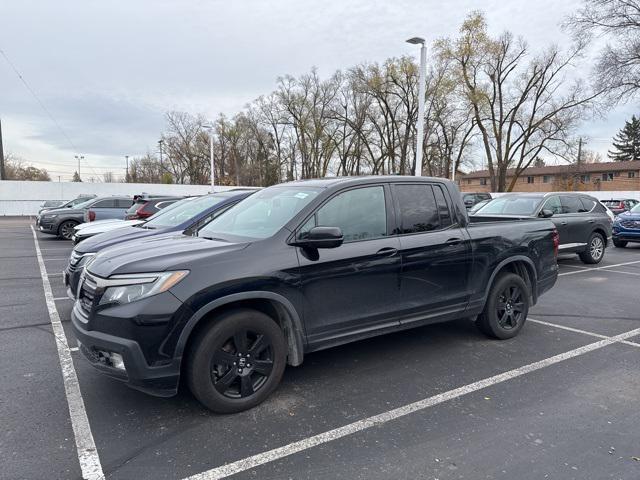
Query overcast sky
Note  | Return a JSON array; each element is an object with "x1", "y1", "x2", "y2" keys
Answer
[{"x1": 1, "y1": 0, "x2": 637, "y2": 180}]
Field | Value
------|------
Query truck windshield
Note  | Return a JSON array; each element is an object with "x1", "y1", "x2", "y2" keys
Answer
[
  {"x1": 476, "y1": 196, "x2": 542, "y2": 216},
  {"x1": 198, "y1": 186, "x2": 320, "y2": 241}
]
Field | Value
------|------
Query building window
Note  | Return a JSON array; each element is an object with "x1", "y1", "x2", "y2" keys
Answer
[
  {"x1": 467, "y1": 179, "x2": 472, "y2": 185},
  {"x1": 480, "y1": 178, "x2": 487, "y2": 186},
  {"x1": 602, "y1": 172, "x2": 614, "y2": 181},
  {"x1": 580, "y1": 174, "x2": 590, "y2": 183},
  {"x1": 527, "y1": 176, "x2": 534, "y2": 184},
  {"x1": 543, "y1": 175, "x2": 551, "y2": 183},
  {"x1": 629, "y1": 172, "x2": 636, "y2": 178}
]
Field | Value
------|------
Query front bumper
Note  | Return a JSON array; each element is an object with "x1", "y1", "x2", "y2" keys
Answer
[
  {"x1": 38, "y1": 220, "x2": 58, "y2": 235},
  {"x1": 70, "y1": 291, "x2": 186, "y2": 397},
  {"x1": 612, "y1": 229, "x2": 640, "y2": 243}
]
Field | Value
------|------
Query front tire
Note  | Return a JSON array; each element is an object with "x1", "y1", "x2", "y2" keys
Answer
[
  {"x1": 579, "y1": 232, "x2": 605, "y2": 264},
  {"x1": 186, "y1": 309, "x2": 287, "y2": 413},
  {"x1": 613, "y1": 239, "x2": 627, "y2": 248},
  {"x1": 477, "y1": 273, "x2": 529, "y2": 340},
  {"x1": 58, "y1": 220, "x2": 78, "y2": 240}
]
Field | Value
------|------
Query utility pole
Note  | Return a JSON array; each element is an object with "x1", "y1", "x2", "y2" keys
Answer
[
  {"x1": 575, "y1": 137, "x2": 583, "y2": 191},
  {"x1": 0, "y1": 118, "x2": 5, "y2": 180},
  {"x1": 125, "y1": 155, "x2": 129, "y2": 183},
  {"x1": 158, "y1": 139, "x2": 164, "y2": 175},
  {"x1": 201, "y1": 124, "x2": 216, "y2": 191}
]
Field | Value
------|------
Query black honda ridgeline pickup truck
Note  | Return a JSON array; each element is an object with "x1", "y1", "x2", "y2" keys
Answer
[{"x1": 72, "y1": 177, "x2": 559, "y2": 413}]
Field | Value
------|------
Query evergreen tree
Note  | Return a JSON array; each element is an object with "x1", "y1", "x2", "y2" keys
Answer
[
  {"x1": 608, "y1": 115, "x2": 640, "y2": 162},
  {"x1": 72, "y1": 171, "x2": 82, "y2": 182}
]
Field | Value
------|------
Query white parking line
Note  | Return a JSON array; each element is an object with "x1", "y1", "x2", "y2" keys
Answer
[
  {"x1": 183, "y1": 326, "x2": 640, "y2": 480},
  {"x1": 529, "y1": 317, "x2": 640, "y2": 348},
  {"x1": 599, "y1": 269, "x2": 640, "y2": 278},
  {"x1": 558, "y1": 259, "x2": 640, "y2": 277},
  {"x1": 54, "y1": 297, "x2": 72, "y2": 301},
  {"x1": 30, "y1": 226, "x2": 105, "y2": 480}
]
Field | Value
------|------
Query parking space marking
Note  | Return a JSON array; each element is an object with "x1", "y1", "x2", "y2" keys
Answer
[
  {"x1": 558, "y1": 264, "x2": 589, "y2": 270},
  {"x1": 183, "y1": 327, "x2": 640, "y2": 480},
  {"x1": 30, "y1": 226, "x2": 105, "y2": 480},
  {"x1": 558, "y1": 259, "x2": 640, "y2": 277},
  {"x1": 598, "y1": 269, "x2": 640, "y2": 277},
  {"x1": 54, "y1": 297, "x2": 72, "y2": 301},
  {"x1": 529, "y1": 317, "x2": 640, "y2": 348}
]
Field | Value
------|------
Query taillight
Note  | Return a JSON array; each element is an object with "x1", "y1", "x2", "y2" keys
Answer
[
  {"x1": 552, "y1": 228, "x2": 559, "y2": 257},
  {"x1": 136, "y1": 206, "x2": 152, "y2": 218},
  {"x1": 88, "y1": 210, "x2": 96, "y2": 222}
]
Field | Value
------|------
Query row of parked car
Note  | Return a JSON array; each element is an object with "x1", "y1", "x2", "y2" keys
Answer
[
  {"x1": 52, "y1": 179, "x2": 639, "y2": 414},
  {"x1": 36, "y1": 194, "x2": 188, "y2": 240}
]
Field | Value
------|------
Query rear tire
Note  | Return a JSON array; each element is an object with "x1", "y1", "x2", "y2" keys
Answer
[
  {"x1": 579, "y1": 232, "x2": 605, "y2": 264},
  {"x1": 186, "y1": 309, "x2": 287, "y2": 413},
  {"x1": 613, "y1": 239, "x2": 627, "y2": 248},
  {"x1": 477, "y1": 273, "x2": 529, "y2": 340},
  {"x1": 58, "y1": 220, "x2": 78, "y2": 240}
]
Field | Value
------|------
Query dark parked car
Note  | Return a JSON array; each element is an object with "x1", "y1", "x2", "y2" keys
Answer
[
  {"x1": 37, "y1": 196, "x2": 132, "y2": 240},
  {"x1": 37, "y1": 195, "x2": 96, "y2": 215},
  {"x1": 462, "y1": 192, "x2": 492, "y2": 209},
  {"x1": 474, "y1": 192, "x2": 612, "y2": 264},
  {"x1": 72, "y1": 176, "x2": 558, "y2": 413},
  {"x1": 64, "y1": 190, "x2": 255, "y2": 297},
  {"x1": 601, "y1": 198, "x2": 639, "y2": 216},
  {"x1": 612, "y1": 203, "x2": 640, "y2": 247},
  {"x1": 124, "y1": 196, "x2": 183, "y2": 220}
]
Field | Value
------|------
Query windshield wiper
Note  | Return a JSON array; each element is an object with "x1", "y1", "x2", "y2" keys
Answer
[{"x1": 199, "y1": 236, "x2": 229, "y2": 242}]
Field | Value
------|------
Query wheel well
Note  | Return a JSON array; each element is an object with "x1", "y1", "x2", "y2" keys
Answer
[
  {"x1": 57, "y1": 219, "x2": 79, "y2": 234},
  {"x1": 490, "y1": 260, "x2": 536, "y2": 304},
  {"x1": 181, "y1": 298, "x2": 303, "y2": 372},
  {"x1": 593, "y1": 228, "x2": 607, "y2": 244}
]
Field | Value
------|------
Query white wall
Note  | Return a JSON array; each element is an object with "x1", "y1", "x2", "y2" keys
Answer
[{"x1": 0, "y1": 180, "x2": 239, "y2": 216}]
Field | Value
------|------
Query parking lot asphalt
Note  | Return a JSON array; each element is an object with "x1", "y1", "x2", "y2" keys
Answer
[{"x1": 1, "y1": 217, "x2": 639, "y2": 480}]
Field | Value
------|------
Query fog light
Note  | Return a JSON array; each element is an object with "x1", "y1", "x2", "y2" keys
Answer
[{"x1": 110, "y1": 353, "x2": 125, "y2": 370}]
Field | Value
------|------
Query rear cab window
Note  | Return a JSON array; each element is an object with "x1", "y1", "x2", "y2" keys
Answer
[{"x1": 392, "y1": 183, "x2": 454, "y2": 234}]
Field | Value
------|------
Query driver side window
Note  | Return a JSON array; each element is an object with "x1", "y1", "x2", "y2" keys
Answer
[
  {"x1": 542, "y1": 196, "x2": 562, "y2": 215},
  {"x1": 299, "y1": 186, "x2": 387, "y2": 243}
]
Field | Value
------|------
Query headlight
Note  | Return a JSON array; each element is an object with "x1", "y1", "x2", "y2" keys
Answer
[
  {"x1": 44, "y1": 214, "x2": 58, "y2": 219},
  {"x1": 99, "y1": 271, "x2": 188, "y2": 305},
  {"x1": 78, "y1": 253, "x2": 95, "y2": 266}
]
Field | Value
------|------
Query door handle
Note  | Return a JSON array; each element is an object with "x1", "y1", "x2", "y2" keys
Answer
[
  {"x1": 560, "y1": 221, "x2": 568, "y2": 226},
  {"x1": 375, "y1": 247, "x2": 398, "y2": 257},
  {"x1": 588, "y1": 219, "x2": 595, "y2": 223},
  {"x1": 445, "y1": 238, "x2": 463, "y2": 246}
]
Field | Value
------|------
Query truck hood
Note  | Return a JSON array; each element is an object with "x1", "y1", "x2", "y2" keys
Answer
[
  {"x1": 76, "y1": 219, "x2": 143, "y2": 234},
  {"x1": 87, "y1": 234, "x2": 250, "y2": 277},
  {"x1": 40, "y1": 207, "x2": 84, "y2": 216},
  {"x1": 76, "y1": 225, "x2": 176, "y2": 254}
]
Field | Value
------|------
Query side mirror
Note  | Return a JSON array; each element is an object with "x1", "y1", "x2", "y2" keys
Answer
[
  {"x1": 539, "y1": 209, "x2": 554, "y2": 218},
  {"x1": 292, "y1": 226, "x2": 343, "y2": 249}
]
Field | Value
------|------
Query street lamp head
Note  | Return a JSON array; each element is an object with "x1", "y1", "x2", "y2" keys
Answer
[{"x1": 406, "y1": 37, "x2": 426, "y2": 45}]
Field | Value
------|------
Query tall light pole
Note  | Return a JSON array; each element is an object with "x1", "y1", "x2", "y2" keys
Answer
[
  {"x1": 74, "y1": 155, "x2": 84, "y2": 180},
  {"x1": 201, "y1": 123, "x2": 215, "y2": 191},
  {"x1": 407, "y1": 37, "x2": 426, "y2": 177},
  {"x1": 125, "y1": 155, "x2": 129, "y2": 183},
  {"x1": 158, "y1": 139, "x2": 164, "y2": 174}
]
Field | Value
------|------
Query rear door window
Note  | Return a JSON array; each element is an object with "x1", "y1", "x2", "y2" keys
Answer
[
  {"x1": 580, "y1": 197, "x2": 596, "y2": 212},
  {"x1": 560, "y1": 195, "x2": 585, "y2": 214},
  {"x1": 433, "y1": 185, "x2": 453, "y2": 228},
  {"x1": 116, "y1": 199, "x2": 133, "y2": 208},
  {"x1": 92, "y1": 199, "x2": 116, "y2": 208},
  {"x1": 394, "y1": 184, "x2": 440, "y2": 234}
]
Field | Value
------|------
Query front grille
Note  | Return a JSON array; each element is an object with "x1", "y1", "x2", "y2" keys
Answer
[
  {"x1": 78, "y1": 273, "x2": 99, "y2": 315},
  {"x1": 621, "y1": 220, "x2": 640, "y2": 230}
]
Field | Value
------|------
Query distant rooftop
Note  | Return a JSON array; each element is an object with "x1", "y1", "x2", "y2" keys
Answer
[{"x1": 460, "y1": 160, "x2": 640, "y2": 179}]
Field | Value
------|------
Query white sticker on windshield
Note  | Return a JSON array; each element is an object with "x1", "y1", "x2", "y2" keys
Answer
[{"x1": 294, "y1": 193, "x2": 309, "y2": 199}]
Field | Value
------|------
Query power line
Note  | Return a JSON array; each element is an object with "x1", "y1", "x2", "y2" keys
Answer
[{"x1": 0, "y1": 48, "x2": 103, "y2": 181}]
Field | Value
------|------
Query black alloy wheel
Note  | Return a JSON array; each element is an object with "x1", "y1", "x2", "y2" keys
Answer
[
  {"x1": 477, "y1": 272, "x2": 529, "y2": 340},
  {"x1": 186, "y1": 309, "x2": 287, "y2": 413}
]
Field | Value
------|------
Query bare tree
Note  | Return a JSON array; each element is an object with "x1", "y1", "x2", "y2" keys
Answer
[
  {"x1": 439, "y1": 12, "x2": 602, "y2": 191},
  {"x1": 566, "y1": 0, "x2": 640, "y2": 101}
]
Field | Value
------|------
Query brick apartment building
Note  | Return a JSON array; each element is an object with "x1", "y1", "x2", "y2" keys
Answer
[{"x1": 458, "y1": 160, "x2": 640, "y2": 193}]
